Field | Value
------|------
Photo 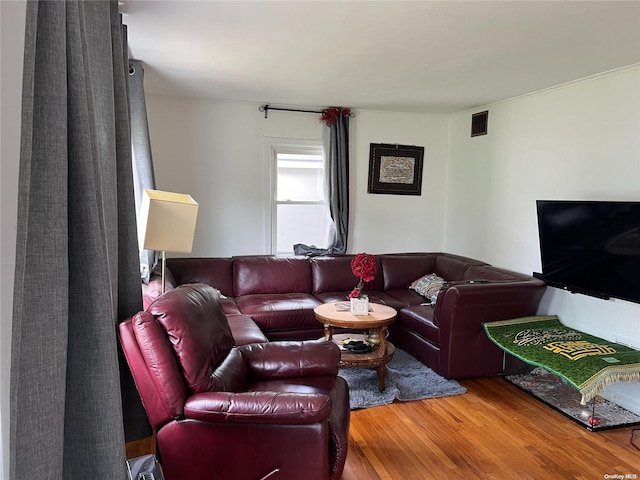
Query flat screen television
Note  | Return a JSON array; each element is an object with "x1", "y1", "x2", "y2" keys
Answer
[{"x1": 534, "y1": 200, "x2": 640, "y2": 304}]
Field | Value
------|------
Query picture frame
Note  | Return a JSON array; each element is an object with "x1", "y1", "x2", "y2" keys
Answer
[{"x1": 367, "y1": 143, "x2": 425, "y2": 195}]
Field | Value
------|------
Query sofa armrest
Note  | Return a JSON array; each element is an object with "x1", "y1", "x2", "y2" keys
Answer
[
  {"x1": 432, "y1": 280, "x2": 546, "y2": 378},
  {"x1": 184, "y1": 391, "x2": 332, "y2": 424},
  {"x1": 434, "y1": 280, "x2": 546, "y2": 332},
  {"x1": 239, "y1": 340, "x2": 341, "y2": 379}
]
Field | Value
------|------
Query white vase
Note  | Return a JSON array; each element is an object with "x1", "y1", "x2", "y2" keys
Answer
[{"x1": 350, "y1": 297, "x2": 369, "y2": 316}]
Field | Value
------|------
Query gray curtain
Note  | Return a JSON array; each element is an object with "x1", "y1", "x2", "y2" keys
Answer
[
  {"x1": 10, "y1": 1, "x2": 142, "y2": 478},
  {"x1": 129, "y1": 59, "x2": 158, "y2": 283},
  {"x1": 294, "y1": 109, "x2": 350, "y2": 256}
]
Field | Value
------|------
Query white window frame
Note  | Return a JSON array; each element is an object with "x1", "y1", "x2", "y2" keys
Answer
[{"x1": 264, "y1": 137, "x2": 326, "y2": 255}]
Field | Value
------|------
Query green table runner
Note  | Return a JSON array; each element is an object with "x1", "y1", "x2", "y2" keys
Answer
[{"x1": 483, "y1": 315, "x2": 640, "y2": 404}]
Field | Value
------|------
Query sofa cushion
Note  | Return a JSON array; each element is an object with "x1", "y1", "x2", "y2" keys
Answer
[
  {"x1": 433, "y1": 254, "x2": 484, "y2": 280},
  {"x1": 399, "y1": 305, "x2": 440, "y2": 346},
  {"x1": 384, "y1": 288, "x2": 426, "y2": 306},
  {"x1": 311, "y1": 256, "x2": 384, "y2": 295},
  {"x1": 379, "y1": 253, "x2": 437, "y2": 290},
  {"x1": 234, "y1": 256, "x2": 313, "y2": 296},
  {"x1": 167, "y1": 257, "x2": 235, "y2": 297},
  {"x1": 235, "y1": 293, "x2": 322, "y2": 332},
  {"x1": 148, "y1": 284, "x2": 237, "y2": 394},
  {"x1": 465, "y1": 265, "x2": 527, "y2": 282}
]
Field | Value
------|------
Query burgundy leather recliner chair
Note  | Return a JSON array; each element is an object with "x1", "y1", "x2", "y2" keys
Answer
[{"x1": 119, "y1": 284, "x2": 350, "y2": 480}]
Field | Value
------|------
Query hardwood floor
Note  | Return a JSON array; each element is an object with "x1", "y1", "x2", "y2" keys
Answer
[
  {"x1": 342, "y1": 377, "x2": 640, "y2": 480},
  {"x1": 125, "y1": 434, "x2": 155, "y2": 460},
  {"x1": 126, "y1": 377, "x2": 640, "y2": 479}
]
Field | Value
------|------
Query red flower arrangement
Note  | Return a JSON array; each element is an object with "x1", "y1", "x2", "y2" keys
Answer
[
  {"x1": 320, "y1": 107, "x2": 351, "y2": 127},
  {"x1": 349, "y1": 253, "x2": 377, "y2": 299}
]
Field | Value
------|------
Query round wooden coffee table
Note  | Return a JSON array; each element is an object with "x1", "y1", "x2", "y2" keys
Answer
[{"x1": 314, "y1": 302, "x2": 397, "y2": 391}]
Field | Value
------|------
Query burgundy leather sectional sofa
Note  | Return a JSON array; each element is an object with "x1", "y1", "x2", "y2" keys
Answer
[{"x1": 144, "y1": 252, "x2": 546, "y2": 379}]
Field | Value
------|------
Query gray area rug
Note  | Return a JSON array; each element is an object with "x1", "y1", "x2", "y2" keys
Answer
[{"x1": 339, "y1": 348, "x2": 467, "y2": 409}]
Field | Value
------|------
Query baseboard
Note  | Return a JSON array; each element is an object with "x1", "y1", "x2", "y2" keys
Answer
[{"x1": 601, "y1": 382, "x2": 640, "y2": 416}]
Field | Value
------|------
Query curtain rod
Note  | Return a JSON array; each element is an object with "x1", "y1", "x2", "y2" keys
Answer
[
  {"x1": 258, "y1": 104, "x2": 355, "y2": 119},
  {"x1": 259, "y1": 104, "x2": 321, "y2": 119}
]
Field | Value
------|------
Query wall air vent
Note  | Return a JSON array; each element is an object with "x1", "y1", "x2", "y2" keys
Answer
[{"x1": 471, "y1": 110, "x2": 489, "y2": 137}]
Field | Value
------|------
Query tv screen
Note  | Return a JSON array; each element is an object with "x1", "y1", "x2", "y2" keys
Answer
[{"x1": 535, "y1": 200, "x2": 640, "y2": 304}]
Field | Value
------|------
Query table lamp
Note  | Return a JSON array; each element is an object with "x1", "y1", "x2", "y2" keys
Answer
[{"x1": 138, "y1": 189, "x2": 199, "y2": 293}]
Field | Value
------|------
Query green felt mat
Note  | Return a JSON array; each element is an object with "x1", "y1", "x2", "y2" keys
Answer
[{"x1": 483, "y1": 315, "x2": 640, "y2": 404}]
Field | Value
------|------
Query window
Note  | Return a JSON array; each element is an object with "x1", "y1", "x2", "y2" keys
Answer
[{"x1": 268, "y1": 140, "x2": 331, "y2": 255}]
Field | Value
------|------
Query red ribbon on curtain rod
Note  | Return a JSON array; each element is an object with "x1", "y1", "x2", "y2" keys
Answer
[{"x1": 320, "y1": 107, "x2": 352, "y2": 127}]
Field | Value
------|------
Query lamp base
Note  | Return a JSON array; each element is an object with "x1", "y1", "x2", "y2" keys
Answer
[{"x1": 161, "y1": 250, "x2": 167, "y2": 294}]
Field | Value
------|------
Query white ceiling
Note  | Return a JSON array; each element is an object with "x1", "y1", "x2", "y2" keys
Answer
[{"x1": 121, "y1": 0, "x2": 640, "y2": 114}]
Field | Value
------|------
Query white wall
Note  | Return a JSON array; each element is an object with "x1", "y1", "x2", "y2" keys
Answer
[
  {"x1": 146, "y1": 98, "x2": 450, "y2": 257},
  {"x1": 148, "y1": 100, "x2": 283, "y2": 256},
  {"x1": 350, "y1": 111, "x2": 449, "y2": 253},
  {"x1": 1, "y1": 1, "x2": 27, "y2": 478},
  {"x1": 445, "y1": 65, "x2": 640, "y2": 413}
]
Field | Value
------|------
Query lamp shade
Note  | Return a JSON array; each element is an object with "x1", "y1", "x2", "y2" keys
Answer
[{"x1": 138, "y1": 189, "x2": 199, "y2": 253}]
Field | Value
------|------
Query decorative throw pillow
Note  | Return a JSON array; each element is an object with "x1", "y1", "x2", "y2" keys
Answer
[{"x1": 410, "y1": 273, "x2": 445, "y2": 300}]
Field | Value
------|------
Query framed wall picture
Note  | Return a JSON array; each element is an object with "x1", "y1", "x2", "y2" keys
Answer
[{"x1": 367, "y1": 143, "x2": 425, "y2": 195}]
